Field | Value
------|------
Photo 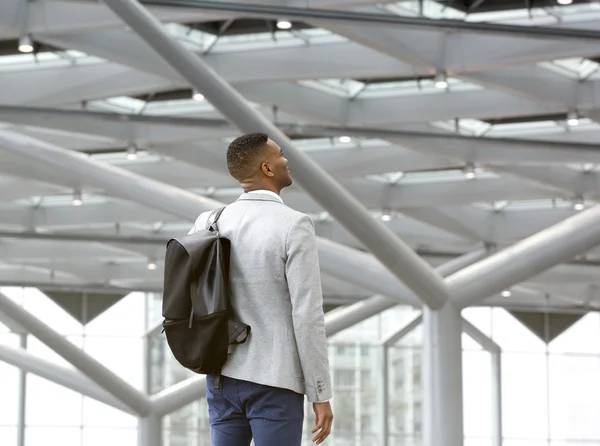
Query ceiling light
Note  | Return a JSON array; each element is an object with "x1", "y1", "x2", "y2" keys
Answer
[
  {"x1": 567, "y1": 110, "x2": 579, "y2": 127},
  {"x1": 276, "y1": 19, "x2": 292, "y2": 30},
  {"x1": 18, "y1": 35, "x2": 34, "y2": 53},
  {"x1": 557, "y1": 0, "x2": 573, "y2": 4},
  {"x1": 501, "y1": 290, "x2": 512, "y2": 298},
  {"x1": 339, "y1": 136, "x2": 352, "y2": 143},
  {"x1": 573, "y1": 197, "x2": 585, "y2": 211},
  {"x1": 126, "y1": 145, "x2": 138, "y2": 160},
  {"x1": 380, "y1": 211, "x2": 392, "y2": 222},
  {"x1": 72, "y1": 190, "x2": 83, "y2": 206},
  {"x1": 192, "y1": 91, "x2": 204, "y2": 101},
  {"x1": 463, "y1": 164, "x2": 476, "y2": 179},
  {"x1": 434, "y1": 71, "x2": 448, "y2": 89},
  {"x1": 147, "y1": 259, "x2": 157, "y2": 270}
]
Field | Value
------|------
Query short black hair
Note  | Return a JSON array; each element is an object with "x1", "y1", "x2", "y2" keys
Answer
[{"x1": 226, "y1": 132, "x2": 269, "y2": 181}]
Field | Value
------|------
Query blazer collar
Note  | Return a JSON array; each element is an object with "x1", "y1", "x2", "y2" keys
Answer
[{"x1": 237, "y1": 191, "x2": 284, "y2": 204}]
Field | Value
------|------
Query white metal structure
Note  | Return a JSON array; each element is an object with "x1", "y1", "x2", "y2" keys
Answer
[{"x1": 1, "y1": 0, "x2": 600, "y2": 445}]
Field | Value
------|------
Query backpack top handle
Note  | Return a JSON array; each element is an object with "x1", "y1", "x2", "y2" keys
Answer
[{"x1": 206, "y1": 206, "x2": 227, "y2": 234}]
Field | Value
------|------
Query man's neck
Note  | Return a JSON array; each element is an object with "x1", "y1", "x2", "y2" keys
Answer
[{"x1": 241, "y1": 184, "x2": 280, "y2": 195}]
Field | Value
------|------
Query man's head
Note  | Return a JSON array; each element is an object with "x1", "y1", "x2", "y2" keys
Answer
[{"x1": 226, "y1": 132, "x2": 292, "y2": 193}]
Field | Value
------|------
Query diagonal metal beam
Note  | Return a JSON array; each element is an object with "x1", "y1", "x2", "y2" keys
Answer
[
  {"x1": 0, "y1": 291, "x2": 152, "y2": 415},
  {"x1": 0, "y1": 343, "x2": 137, "y2": 415},
  {"x1": 325, "y1": 248, "x2": 489, "y2": 336},
  {"x1": 104, "y1": 0, "x2": 449, "y2": 309},
  {"x1": 0, "y1": 130, "x2": 223, "y2": 219},
  {"x1": 461, "y1": 318, "x2": 500, "y2": 353},
  {"x1": 448, "y1": 205, "x2": 600, "y2": 308},
  {"x1": 140, "y1": 0, "x2": 600, "y2": 41},
  {"x1": 0, "y1": 230, "x2": 168, "y2": 245},
  {"x1": 151, "y1": 375, "x2": 207, "y2": 416},
  {"x1": 379, "y1": 314, "x2": 422, "y2": 346}
]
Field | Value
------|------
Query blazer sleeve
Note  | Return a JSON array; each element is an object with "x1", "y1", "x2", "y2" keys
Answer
[{"x1": 285, "y1": 215, "x2": 332, "y2": 402}]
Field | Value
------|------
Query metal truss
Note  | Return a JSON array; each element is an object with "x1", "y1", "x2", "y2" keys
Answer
[{"x1": 1, "y1": 1, "x2": 600, "y2": 445}]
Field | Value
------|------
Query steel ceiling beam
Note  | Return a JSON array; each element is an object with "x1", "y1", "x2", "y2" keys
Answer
[
  {"x1": 104, "y1": 0, "x2": 449, "y2": 309},
  {"x1": 2, "y1": 105, "x2": 598, "y2": 155},
  {"x1": 140, "y1": 0, "x2": 600, "y2": 41}
]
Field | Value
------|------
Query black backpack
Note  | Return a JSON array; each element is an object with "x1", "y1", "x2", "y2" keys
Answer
[{"x1": 161, "y1": 207, "x2": 250, "y2": 375}]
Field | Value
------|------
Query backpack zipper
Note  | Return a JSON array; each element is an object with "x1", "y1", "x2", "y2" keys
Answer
[{"x1": 188, "y1": 307, "x2": 194, "y2": 328}]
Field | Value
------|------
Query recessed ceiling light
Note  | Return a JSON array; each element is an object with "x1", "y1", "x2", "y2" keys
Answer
[
  {"x1": 276, "y1": 20, "x2": 292, "y2": 30},
  {"x1": 18, "y1": 35, "x2": 34, "y2": 53}
]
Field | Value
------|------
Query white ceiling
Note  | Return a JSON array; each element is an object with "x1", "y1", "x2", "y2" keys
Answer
[{"x1": 1, "y1": 0, "x2": 600, "y2": 312}]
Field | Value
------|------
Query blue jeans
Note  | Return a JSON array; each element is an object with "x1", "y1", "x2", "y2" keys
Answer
[{"x1": 206, "y1": 374, "x2": 305, "y2": 446}]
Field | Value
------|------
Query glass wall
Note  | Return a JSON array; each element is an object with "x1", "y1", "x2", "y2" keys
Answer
[
  {"x1": 463, "y1": 307, "x2": 600, "y2": 446},
  {"x1": 1, "y1": 287, "x2": 600, "y2": 446},
  {"x1": 0, "y1": 287, "x2": 145, "y2": 446}
]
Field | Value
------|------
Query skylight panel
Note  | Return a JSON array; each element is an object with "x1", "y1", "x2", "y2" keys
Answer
[
  {"x1": 383, "y1": 1, "x2": 466, "y2": 20},
  {"x1": 176, "y1": 21, "x2": 342, "y2": 53},
  {"x1": 540, "y1": 58, "x2": 600, "y2": 81},
  {"x1": 430, "y1": 119, "x2": 492, "y2": 136},
  {"x1": 0, "y1": 50, "x2": 94, "y2": 72}
]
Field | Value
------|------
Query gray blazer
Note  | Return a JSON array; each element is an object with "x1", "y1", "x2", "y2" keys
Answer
[{"x1": 189, "y1": 192, "x2": 332, "y2": 402}]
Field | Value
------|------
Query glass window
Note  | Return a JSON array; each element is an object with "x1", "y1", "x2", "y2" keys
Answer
[
  {"x1": 491, "y1": 309, "x2": 546, "y2": 353},
  {"x1": 464, "y1": 439, "x2": 492, "y2": 446},
  {"x1": 84, "y1": 336, "x2": 143, "y2": 389},
  {"x1": 463, "y1": 350, "x2": 492, "y2": 439},
  {"x1": 501, "y1": 353, "x2": 548, "y2": 439},
  {"x1": 0, "y1": 427, "x2": 17, "y2": 445},
  {"x1": 463, "y1": 307, "x2": 493, "y2": 337},
  {"x1": 27, "y1": 334, "x2": 84, "y2": 368},
  {"x1": 81, "y1": 427, "x2": 137, "y2": 446},
  {"x1": 548, "y1": 354, "x2": 600, "y2": 440},
  {"x1": 22, "y1": 288, "x2": 82, "y2": 336},
  {"x1": 26, "y1": 375, "x2": 83, "y2": 427},
  {"x1": 549, "y1": 313, "x2": 600, "y2": 355},
  {"x1": 25, "y1": 427, "x2": 82, "y2": 446},
  {"x1": 85, "y1": 292, "x2": 145, "y2": 337},
  {"x1": 82, "y1": 397, "x2": 137, "y2": 428},
  {"x1": 334, "y1": 369, "x2": 355, "y2": 387}
]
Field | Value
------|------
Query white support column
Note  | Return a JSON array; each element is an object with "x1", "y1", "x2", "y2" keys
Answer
[
  {"x1": 16, "y1": 334, "x2": 27, "y2": 446},
  {"x1": 139, "y1": 413, "x2": 162, "y2": 446},
  {"x1": 422, "y1": 302, "x2": 464, "y2": 446},
  {"x1": 378, "y1": 345, "x2": 389, "y2": 446},
  {"x1": 378, "y1": 315, "x2": 423, "y2": 446},
  {"x1": 462, "y1": 319, "x2": 503, "y2": 446},
  {"x1": 491, "y1": 351, "x2": 503, "y2": 446}
]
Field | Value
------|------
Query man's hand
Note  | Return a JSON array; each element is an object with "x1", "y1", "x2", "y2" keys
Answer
[{"x1": 311, "y1": 401, "x2": 333, "y2": 444}]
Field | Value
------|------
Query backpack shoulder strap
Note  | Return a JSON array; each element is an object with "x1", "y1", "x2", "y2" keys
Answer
[{"x1": 206, "y1": 206, "x2": 226, "y2": 232}]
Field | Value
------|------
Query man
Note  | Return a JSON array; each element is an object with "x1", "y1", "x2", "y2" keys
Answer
[{"x1": 188, "y1": 132, "x2": 333, "y2": 446}]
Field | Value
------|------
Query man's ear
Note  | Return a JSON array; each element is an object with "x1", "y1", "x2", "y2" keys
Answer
[{"x1": 261, "y1": 162, "x2": 275, "y2": 177}]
